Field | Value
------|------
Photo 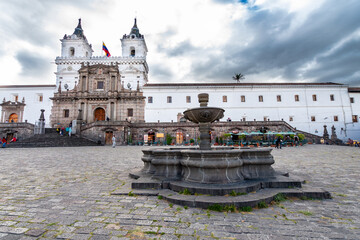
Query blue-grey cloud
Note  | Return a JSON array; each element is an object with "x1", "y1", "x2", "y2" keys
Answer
[
  {"x1": 187, "y1": 0, "x2": 360, "y2": 86},
  {"x1": 16, "y1": 50, "x2": 50, "y2": 77},
  {"x1": 150, "y1": 64, "x2": 174, "y2": 81}
]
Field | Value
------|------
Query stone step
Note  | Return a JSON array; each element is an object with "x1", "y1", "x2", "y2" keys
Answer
[{"x1": 7, "y1": 134, "x2": 99, "y2": 148}]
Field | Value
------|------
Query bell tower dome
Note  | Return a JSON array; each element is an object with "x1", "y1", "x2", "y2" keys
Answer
[
  {"x1": 121, "y1": 18, "x2": 148, "y2": 58},
  {"x1": 60, "y1": 19, "x2": 93, "y2": 58}
]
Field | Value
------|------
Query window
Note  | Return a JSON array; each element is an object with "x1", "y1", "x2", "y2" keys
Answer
[
  {"x1": 14, "y1": 95, "x2": 19, "y2": 102},
  {"x1": 289, "y1": 116, "x2": 294, "y2": 122},
  {"x1": 352, "y1": 115, "x2": 358, "y2": 123},
  {"x1": 311, "y1": 116, "x2": 316, "y2": 122},
  {"x1": 312, "y1": 94, "x2": 317, "y2": 101},
  {"x1": 330, "y1": 94, "x2": 335, "y2": 101},
  {"x1": 242, "y1": 117, "x2": 246, "y2": 121},
  {"x1": 241, "y1": 95, "x2": 245, "y2": 102},
  {"x1": 186, "y1": 96, "x2": 191, "y2": 103},
  {"x1": 38, "y1": 94, "x2": 43, "y2": 102},
  {"x1": 64, "y1": 109, "x2": 70, "y2": 118},
  {"x1": 167, "y1": 96, "x2": 172, "y2": 103},
  {"x1": 69, "y1": 47, "x2": 75, "y2": 56},
  {"x1": 130, "y1": 47, "x2": 135, "y2": 57},
  {"x1": 258, "y1": 95, "x2": 263, "y2": 102},
  {"x1": 97, "y1": 81, "x2": 104, "y2": 89},
  {"x1": 294, "y1": 95, "x2": 299, "y2": 102},
  {"x1": 127, "y1": 108, "x2": 133, "y2": 117},
  {"x1": 148, "y1": 96, "x2": 153, "y2": 103},
  {"x1": 350, "y1": 97, "x2": 354, "y2": 103},
  {"x1": 277, "y1": 95, "x2": 281, "y2": 102},
  {"x1": 223, "y1": 95, "x2": 227, "y2": 102},
  {"x1": 334, "y1": 116, "x2": 338, "y2": 122}
]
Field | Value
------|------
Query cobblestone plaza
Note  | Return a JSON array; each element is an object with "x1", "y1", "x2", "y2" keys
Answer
[{"x1": 0, "y1": 145, "x2": 359, "y2": 239}]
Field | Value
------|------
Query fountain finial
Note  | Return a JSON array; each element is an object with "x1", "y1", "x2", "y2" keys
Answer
[{"x1": 198, "y1": 93, "x2": 208, "y2": 107}]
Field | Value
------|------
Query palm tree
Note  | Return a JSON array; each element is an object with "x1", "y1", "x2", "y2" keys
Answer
[{"x1": 232, "y1": 73, "x2": 245, "y2": 83}]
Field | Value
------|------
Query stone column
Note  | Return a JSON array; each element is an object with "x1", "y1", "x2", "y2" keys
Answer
[{"x1": 199, "y1": 123, "x2": 211, "y2": 150}]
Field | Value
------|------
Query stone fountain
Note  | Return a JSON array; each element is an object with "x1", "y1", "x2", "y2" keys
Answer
[{"x1": 126, "y1": 93, "x2": 331, "y2": 208}]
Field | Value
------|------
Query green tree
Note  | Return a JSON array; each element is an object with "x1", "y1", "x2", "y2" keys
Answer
[
  {"x1": 232, "y1": 73, "x2": 245, "y2": 83},
  {"x1": 166, "y1": 134, "x2": 173, "y2": 145}
]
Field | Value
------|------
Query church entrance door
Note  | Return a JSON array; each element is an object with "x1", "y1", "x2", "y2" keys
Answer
[
  {"x1": 94, "y1": 108, "x2": 105, "y2": 121},
  {"x1": 105, "y1": 131, "x2": 113, "y2": 145},
  {"x1": 9, "y1": 113, "x2": 18, "y2": 123}
]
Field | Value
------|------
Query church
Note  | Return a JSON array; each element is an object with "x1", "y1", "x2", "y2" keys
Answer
[{"x1": 0, "y1": 18, "x2": 359, "y2": 144}]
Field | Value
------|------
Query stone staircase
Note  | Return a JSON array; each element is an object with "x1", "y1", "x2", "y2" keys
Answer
[{"x1": 7, "y1": 128, "x2": 100, "y2": 148}]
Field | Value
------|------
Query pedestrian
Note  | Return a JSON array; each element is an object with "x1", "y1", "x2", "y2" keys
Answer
[
  {"x1": 294, "y1": 135, "x2": 299, "y2": 147},
  {"x1": 275, "y1": 137, "x2": 282, "y2": 149},
  {"x1": 112, "y1": 135, "x2": 116, "y2": 148},
  {"x1": 2, "y1": 137, "x2": 7, "y2": 148},
  {"x1": 68, "y1": 127, "x2": 72, "y2": 137}
]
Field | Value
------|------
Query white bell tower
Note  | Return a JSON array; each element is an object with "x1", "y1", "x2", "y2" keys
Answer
[
  {"x1": 121, "y1": 18, "x2": 148, "y2": 58},
  {"x1": 60, "y1": 19, "x2": 93, "y2": 58}
]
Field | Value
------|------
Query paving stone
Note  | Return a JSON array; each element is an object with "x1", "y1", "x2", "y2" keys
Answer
[
  {"x1": 24, "y1": 229, "x2": 46, "y2": 237},
  {"x1": 0, "y1": 146, "x2": 359, "y2": 239}
]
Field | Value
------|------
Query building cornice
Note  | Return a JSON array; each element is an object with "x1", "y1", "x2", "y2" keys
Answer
[
  {"x1": 0, "y1": 85, "x2": 56, "y2": 89},
  {"x1": 143, "y1": 82, "x2": 347, "y2": 89}
]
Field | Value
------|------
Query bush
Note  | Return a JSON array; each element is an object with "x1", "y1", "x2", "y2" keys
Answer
[
  {"x1": 166, "y1": 134, "x2": 173, "y2": 145},
  {"x1": 215, "y1": 137, "x2": 219, "y2": 144},
  {"x1": 189, "y1": 138, "x2": 195, "y2": 144},
  {"x1": 298, "y1": 134, "x2": 305, "y2": 141},
  {"x1": 275, "y1": 134, "x2": 284, "y2": 140}
]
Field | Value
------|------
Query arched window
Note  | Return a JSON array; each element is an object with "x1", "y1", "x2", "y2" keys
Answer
[
  {"x1": 130, "y1": 47, "x2": 135, "y2": 57},
  {"x1": 69, "y1": 47, "x2": 75, "y2": 56},
  {"x1": 9, "y1": 113, "x2": 18, "y2": 123},
  {"x1": 86, "y1": 52, "x2": 88, "y2": 57}
]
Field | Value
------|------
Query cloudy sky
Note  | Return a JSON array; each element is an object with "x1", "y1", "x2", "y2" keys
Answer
[{"x1": 0, "y1": 0, "x2": 359, "y2": 86}]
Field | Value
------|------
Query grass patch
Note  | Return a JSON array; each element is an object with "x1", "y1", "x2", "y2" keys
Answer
[
  {"x1": 157, "y1": 195, "x2": 163, "y2": 200},
  {"x1": 179, "y1": 188, "x2": 192, "y2": 195},
  {"x1": 257, "y1": 201, "x2": 268, "y2": 209},
  {"x1": 298, "y1": 210, "x2": 313, "y2": 216},
  {"x1": 273, "y1": 193, "x2": 287, "y2": 203},
  {"x1": 169, "y1": 203, "x2": 173, "y2": 208},
  {"x1": 229, "y1": 190, "x2": 247, "y2": 196},
  {"x1": 335, "y1": 193, "x2": 347, "y2": 197},
  {"x1": 184, "y1": 206, "x2": 188, "y2": 209},
  {"x1": 208, "y1": 204, "x2": 223, "y2": 212},
  {"x1": 128, "y1": 191, "x2": 136, "y2": 197},
  {"x1": 238, "y1": 206, "x2": 252, "y2": 212}
]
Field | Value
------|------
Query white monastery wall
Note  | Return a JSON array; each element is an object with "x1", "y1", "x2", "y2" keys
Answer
[
  {"x1": 143, "y1": 84, "x2": 359, "y2": 140},
  {"x1": 0, "y1": 85, "x2": 56, "y2": 127}
]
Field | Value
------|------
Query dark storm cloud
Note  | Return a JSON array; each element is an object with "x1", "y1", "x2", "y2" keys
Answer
[
  {"x1": 189, "y1": 0, "x2": 360, "y2": 86},
  {"x1": 16, "y1": 50, "x2": 50, "y2": 77},
  {"x1": 304, "y1": 36, "x2": 360, "y2": 85}
]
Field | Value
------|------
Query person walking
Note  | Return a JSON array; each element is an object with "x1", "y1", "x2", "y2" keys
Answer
[
  {"x1": 112, "y1": 135, "x2": 116, "y2": 148},
  {"x1": 68, "y1": 127, "x2": 72, "y2": 137}
]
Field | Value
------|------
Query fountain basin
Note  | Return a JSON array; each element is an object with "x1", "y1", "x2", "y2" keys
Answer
[
  {"x1": 141, "y1": 147, "x2": 276, "y2": 184},
  {"x1": 183, "y1": 107, "x2": 224, "y2": 123}
]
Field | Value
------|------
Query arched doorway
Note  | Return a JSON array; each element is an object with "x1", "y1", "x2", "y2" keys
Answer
[
  {"x1": 9, "y1": 113, "x2": 18, "y2": 123},
  {"x1": 94, "y1": 108, "x2": 105, "y2": 121}
]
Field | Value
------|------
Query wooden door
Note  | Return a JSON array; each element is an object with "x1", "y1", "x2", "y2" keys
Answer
[
  {"x1": 94, "y1": 108, "x2": 105, "y2": 121},
  {"x1": 105, "y1": 131, "x2": 113, "y2": 145},
  {"x1": 9, "y1": 113, "x2": 18, "y2": 123}
]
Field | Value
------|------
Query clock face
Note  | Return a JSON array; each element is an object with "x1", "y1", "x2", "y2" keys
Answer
[{"x1": 67, "y1": 66, "x2": 72, "y2": 71}]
